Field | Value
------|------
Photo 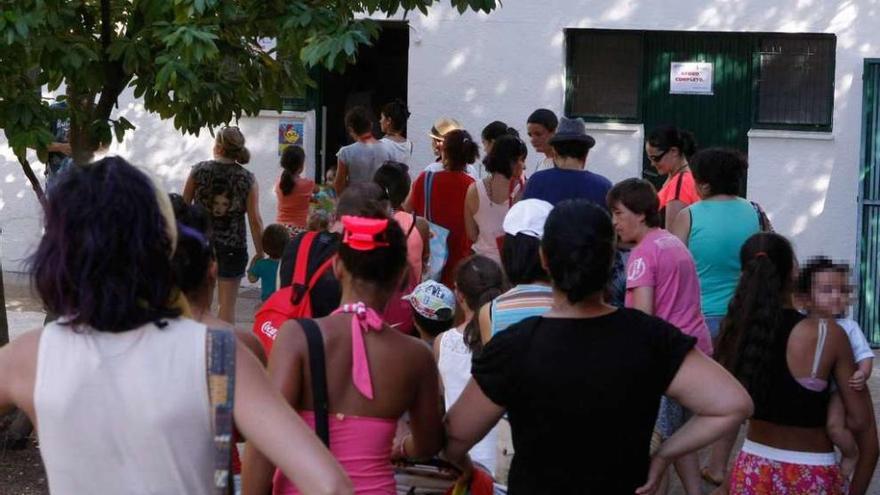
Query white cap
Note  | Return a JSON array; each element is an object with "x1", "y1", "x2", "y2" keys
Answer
[{"x1": 502, "y1": 199, "x2": 554, "y2": 239}]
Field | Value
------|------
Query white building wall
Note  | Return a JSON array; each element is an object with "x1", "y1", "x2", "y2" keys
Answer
[{"x1": 1, "y1": 0, "x2": 877, "y2": 271}]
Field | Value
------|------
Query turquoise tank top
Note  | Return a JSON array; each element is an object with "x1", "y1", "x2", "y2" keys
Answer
[{"x1": 688, "y1": 198, "x2": 760, "y2": 316}]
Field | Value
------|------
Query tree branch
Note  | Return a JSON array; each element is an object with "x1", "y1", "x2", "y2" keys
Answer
[{"x1": 18, "y1": 156, "x2": 47, "y2": 210}]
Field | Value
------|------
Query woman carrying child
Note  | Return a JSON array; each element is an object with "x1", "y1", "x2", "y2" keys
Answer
[
  {"x1": 717, "y1": 233, "x2": 878, "y2": 494},
  {"x1": 797, "y1": 256, "x2": 875, "y2": 479}
]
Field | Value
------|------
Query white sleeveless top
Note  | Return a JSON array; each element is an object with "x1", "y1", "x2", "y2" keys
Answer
[
  {"x1": 35, "y1": 318, "x2": 215, "y2": 495},
  {"x1": 437, "y1": 328, "x2": 498, "y2": 475},
  {"x1": 471, "y1": 178, "x2": 510, "y2": 263}
]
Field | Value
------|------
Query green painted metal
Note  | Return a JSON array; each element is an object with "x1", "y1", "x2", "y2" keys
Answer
[
  {"x1": 640, "y1": 32, "x2": 756, "y2": 190},
  {"x1": 857, "y1": 59, "x2": 880, "y2": 346}
]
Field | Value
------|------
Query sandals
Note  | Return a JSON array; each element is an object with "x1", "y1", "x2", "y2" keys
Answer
[{"x1": 700, "y1": 467, "x2": 724, "y2": 486}]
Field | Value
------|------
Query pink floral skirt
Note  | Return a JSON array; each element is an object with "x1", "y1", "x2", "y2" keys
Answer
[{"x1": 729, "y1": 440, "x2": 847, "y2": 494}]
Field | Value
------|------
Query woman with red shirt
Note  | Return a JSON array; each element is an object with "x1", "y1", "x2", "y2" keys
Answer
[
  {"x1": 405, "y1": 129, "x2": 478, "y2": 287},
  {"x1": 645, "y1": 126, "x2": 700, "y2": 228}
]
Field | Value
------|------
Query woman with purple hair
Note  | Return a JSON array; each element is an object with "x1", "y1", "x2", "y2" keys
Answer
[{"x1": 0, "y1": 157, "x2": 351, "y2": 495}]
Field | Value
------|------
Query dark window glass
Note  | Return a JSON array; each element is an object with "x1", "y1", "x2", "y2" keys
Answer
[
  {"x1": 566, "y1": 31, "x2": 642, "y2": 120},
  {"x1": 756, "y1": 35, "x2": 835, "y2": 127}
]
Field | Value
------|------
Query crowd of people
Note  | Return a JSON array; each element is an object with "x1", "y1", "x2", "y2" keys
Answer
[{"x1": 0, "y1": 101, "x2": 878, "y2": 495}]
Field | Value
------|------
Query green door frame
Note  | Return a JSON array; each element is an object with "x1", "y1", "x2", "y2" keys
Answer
[{"x1": 855, "y1": 58, "x2": 880, "y2": 346}]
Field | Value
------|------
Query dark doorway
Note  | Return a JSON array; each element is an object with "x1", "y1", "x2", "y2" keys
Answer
[{"x1": 317, "y1": 21, "x2": 409, "y2": 180}]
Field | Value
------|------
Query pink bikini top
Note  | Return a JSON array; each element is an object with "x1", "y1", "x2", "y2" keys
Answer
[{"x1": 274, "y1": 302, "x2": 398, "y2": 495}]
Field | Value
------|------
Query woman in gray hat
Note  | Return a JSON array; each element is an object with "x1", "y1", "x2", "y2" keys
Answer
[{"x1": 522, "y1": 116, "x2": 612, "y2": 208}]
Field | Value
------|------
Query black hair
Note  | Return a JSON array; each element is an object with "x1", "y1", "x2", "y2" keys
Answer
[
  {"x1": 483, "y1": 134, "x2": 527, "y2": 179},
  {"x1": 542, "y1": 199, "x2": 616, "y2": 304},
  {"x1": 456, "y1": 255, "x2": 506, "y2": 353},
  {"x1": 337, "y1": 185, "x2": 407, "y2": 292},
  {"x1": 690, "y1": 148, "x2": 748, "y2": 196},
  {"x1": 443, "y1": 129, "x2": 480, "y2": 170},
  {"x1": 715, "y1": 233, "x2": 796, "y2": 406},
  {"x1": 551, "y1": 140, "x2": 591, "y2": 162},
  {"x1": 262, "y1": 224, "x2": 290, "y2": 259},
  {"x1": 527, "y1": 108, "x2": 558, "y2": 131},
  {"x1": 279, "y1": 145, "x2": 306, "y2": 196},
  {"x1": 381, "y1": 99, "x2": 410, "y2": 135},
  {"x1": 481, "y1": 121, "x2": 510, "y2": 142},
  {"x1": 30, "y1": 156, "x2": 181, "y2": 332},
  {"x1": 797, "y1": 256, "x2": 850, "y2": 296},
  {"x1": 647, "y1": 126, "x2": 697, "y2": 158},
  {"x1": 606, "y1": 178, "x2": 661, "y2": 228},
  {"x1": 413, "y1": 312, "x2": 453, "y2": 338},
  {"x1": 373, "y1": 161, "x2": 411, "y2": 208},
  {"x1": 169, "y1": 194, "x2": 214, "y2": 296},
  {"x1": 345, "y1": 106, "x2": 373, "y2": 136},
  {"x1": 501, "y1": 233, "x2": 549, "y2": 285}
]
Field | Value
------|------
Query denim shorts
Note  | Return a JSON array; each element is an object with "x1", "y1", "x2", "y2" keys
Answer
[{"x1": 215, "y1": 245, "x2": 248, "y2": 279}]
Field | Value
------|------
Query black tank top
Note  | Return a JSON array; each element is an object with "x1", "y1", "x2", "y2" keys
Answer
[{"x1": 751, "y1": 309, "x2": 830, "y2": 428}]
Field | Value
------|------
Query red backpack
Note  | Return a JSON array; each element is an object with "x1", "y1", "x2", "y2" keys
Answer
[{"x1": 252, "y1": 231, "x2": 335, "y2": 355}]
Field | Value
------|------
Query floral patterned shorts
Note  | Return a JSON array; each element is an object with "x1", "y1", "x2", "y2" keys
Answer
[{"x1": 729, "y1": 440, "x2": 847, "y2": 494}]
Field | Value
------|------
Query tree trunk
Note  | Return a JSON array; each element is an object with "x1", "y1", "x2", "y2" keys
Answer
[
  {"x1": 0, "y1": 244, "x2": 7, "y2": 347},
  {"x1": 17, "y1": 156, "x2": 47, "y2": 210}
]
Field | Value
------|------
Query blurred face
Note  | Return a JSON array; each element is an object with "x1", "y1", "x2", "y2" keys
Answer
[
  {"x1": 610, "y1": 201, "x2": 646, "y2": 244},
  {"x1": 431, "y1": 137, "x2": 443, "y2": 158},
  {"x1": 645, "y1": 143, "x2": 680, "y2": 175},
  {"x1": 483, "y1": 139, "x2": 494, "y2": 155},
  {"x1": 809, "y1": 270, "x2": 851, "y2": 318},
  {"x1": 527, "y1": 123, "x2": 553, "y2": 154},
  {"x1": 379, "y1": 113, "x2": 391, "y2": 134}
]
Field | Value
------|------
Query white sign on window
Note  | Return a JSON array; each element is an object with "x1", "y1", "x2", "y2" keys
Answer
[{"x1": 670, "y1": 62, "x2": 713, "y2": 95}]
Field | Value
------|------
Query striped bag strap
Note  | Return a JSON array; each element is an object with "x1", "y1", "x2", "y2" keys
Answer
[{"x1": 207, "y1": 328, "x2": 236, "y2": 495}]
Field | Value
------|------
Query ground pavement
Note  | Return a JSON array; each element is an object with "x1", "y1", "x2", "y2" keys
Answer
[{"x1": 3, "y1": 272, "x2": 880, "y2": 493}]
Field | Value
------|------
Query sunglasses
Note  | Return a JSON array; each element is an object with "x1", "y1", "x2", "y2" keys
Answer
[{"x1": 647, "y1": 149, "x2": 669, "y2": 163}]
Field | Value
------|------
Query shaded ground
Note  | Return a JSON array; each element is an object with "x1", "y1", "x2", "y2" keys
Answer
[{"x1": 2, "y1": 272, "x2": 879, "y2": 494}]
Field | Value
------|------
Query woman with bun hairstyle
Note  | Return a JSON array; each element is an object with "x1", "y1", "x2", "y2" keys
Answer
[
  {"x1": 645, "y1": 126, "x2": 700, "y2": 227},
  {"x1": 405, "y1": 129, "x2": 478, "y2": 286},
  {"x1": 275, "y1": 145, "x2": 315, "y2": 233},
  {"x1": 0, "y1": 157, "x2": 351, "y2": 495},
  {"x1": 717, "y1": 233, "x2": 877, "y2": 494},
  {"x1": 444, "y1": 199, "x2": 753, "y2": 493},
  {"x1": 464, "y1": 131, "x2": 527, "y2": 263},
  {"x1": 184, "y1": 125, "x2": 264, "y2": 324},
  {"x1": 243, "y1": 193, "x2": 443, "y2": 494},
  {"x1": 379, "y1": 99, "x2": 413, "y2": 166},
  {"x1": 481, "y1": 121, "x2": 509, "y2": 155}
]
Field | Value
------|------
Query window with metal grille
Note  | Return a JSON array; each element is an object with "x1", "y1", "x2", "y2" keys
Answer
[
  {"x1": 755, "y1": 35, "x2": 836, "y2": 130},
  {"x1": 565, "y1": 31, "x2": 642, "y2": 121}
]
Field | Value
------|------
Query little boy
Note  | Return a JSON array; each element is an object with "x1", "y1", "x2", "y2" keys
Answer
[
  {"x1": 247, "y1": 224, "x2": 290, "y2": 301},
  {"x1": 403, "y1": 280, "x2": 456, "y2": 347}
]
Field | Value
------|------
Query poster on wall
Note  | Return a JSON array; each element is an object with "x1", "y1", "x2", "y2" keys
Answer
[
  {"x1": 670, "y1": 62, "x2": 714, "y2": 95},
  {"x1": 278, "y1": 117, "x2": 304, "y2": 155}
]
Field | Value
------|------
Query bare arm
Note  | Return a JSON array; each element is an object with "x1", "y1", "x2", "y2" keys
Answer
[
  {"x1": 415, "y1": 217, "x2": 431, "y2": 271},
  {"x1": 464, "y1": 183, "x2": 479, "y2": 243},
  {"x1": 444, "y1": 379, "x2": 505, "y2": 472},
  {"x1": 637, "y1": 349, "x2": 753, "y2": 494},
  {"x1": 401, "y1": 344, "x2": 444, "y2": 459},
  {"x1": 0, "y1": 329, "x2": 41, "y2": 419},
  {"x1": 247, "y1": 182, "x2": 264, "y2": 258},
  {"x1": 669, "y1": 207, "x2": 692, "y2": 246},
  {"x1": 629, "y1": 286, "x2": 654, "y2": 315},
  {"x1": 858, "y1": 357, "x2": 873, "y2": 380},
  {"x1": 334, "y1": 161, "x2": 349, "y2": 196},
  {"x1": 241, "y1": 321, "x2": 308, "y2": 495},
  {"x1": 246, "y1": 255, "x2": 259, "y2": 283},
  {"x1": 664, "y1": 199, "x2": 685, "y2": 231},
  {"x1": 478, "y1": 304, "x2": 493, "y2": 344},
  {"x1": 182, "y1": 174, "x2": 196, "y2": 204},
  {"x1": 831, "y1": 324, "x2": 878, "y2": 495},
  {"x1": 235, "y1": 339, "x2": 352, "y2": 495}
]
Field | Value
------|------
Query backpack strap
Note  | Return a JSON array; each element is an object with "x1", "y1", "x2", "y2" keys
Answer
[
  {"x1": 297, "y1": 319, "x2": 330, "y2": 447},
  {"x1": 423, "y1": 171, "x2": 434, "y2": 222},
  {"x1": 673, "y1": 171, "x2": 685, "y2": 200},
  {"x1": 292, "y1": 232, "x2": 319, "y2": 305},
  {"x1": 206, "y1": 328, "x2": 237, "y2": 495},
  {"x1": 406, "y1": 212, "x2": 417, "y2": 239}
]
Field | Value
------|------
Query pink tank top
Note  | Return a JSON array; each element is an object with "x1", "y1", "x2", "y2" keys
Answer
[
  {"x1": 382, "y1": 211, "x2": 423, "y2": 334},
  {"x1": 272, "y1": 412, "x2": 397, "y2": 495},
  {"x1": 472, "y1": 178, "x2": 509, "y2": 263},
  {"x1": 275, "y1": 177, "x2": 314, "y2": 228}
]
